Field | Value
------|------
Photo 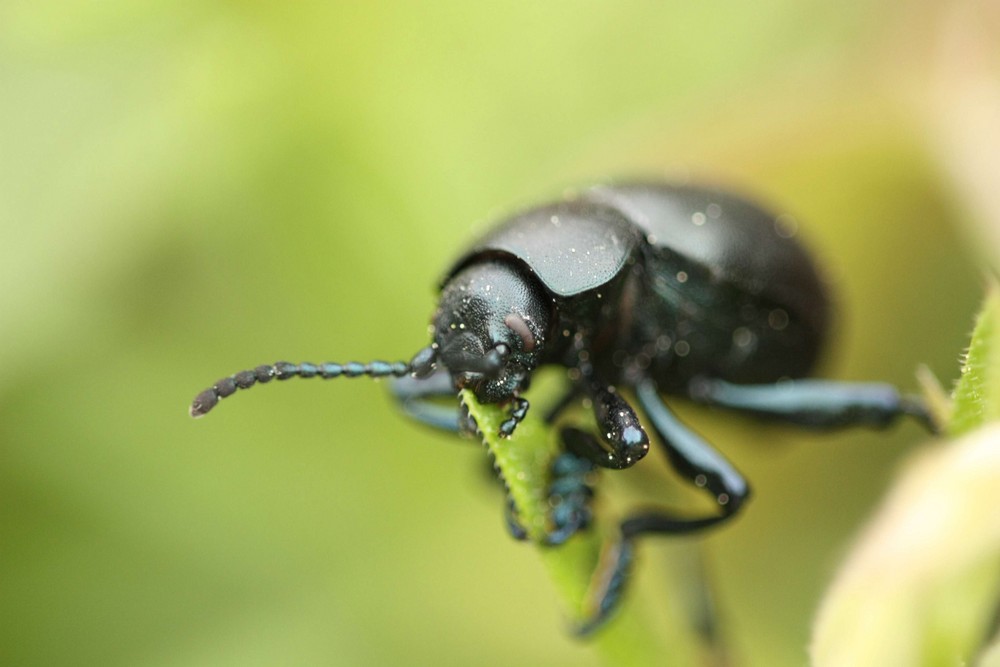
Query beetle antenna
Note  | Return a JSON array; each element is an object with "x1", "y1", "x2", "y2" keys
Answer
[{"x1": 190, "y1": 346, "x2": 438, "y2": 418}]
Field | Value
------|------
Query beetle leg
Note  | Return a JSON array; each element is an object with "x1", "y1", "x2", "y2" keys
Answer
[
  {"x1": 561, "y1": 424, "x2": 741, "y2": 532},
  {"x1": 687, "y1": 377, "x2": 935, "y2": 431},
  {"x1": 499, "y1": 396, "x2": 530, "y2": 437},
  {"x1": 574, "y1": 536, "x2": 635, "y2": 635},
  {"x1": 543, "y1": 436, "x2": 722, "y2": 635},
  {"x1": 504, "y1": 495, "x2": 530, "y2": 541},
  {"x1": 504, "y1": 450, "x2": 596, "y2": 545},
  {"x1": 542, "y1": 451, "x2": 596, "y2": 545},
  {"x1": 391, "y1": 370, "x2": 470, "y2": 434},
  {"x1": 634, "y1": 379, "x2": 751, "y2": 520},
  {"x1": 575, "y1": 379, "x2": 650, "y2": 469}
]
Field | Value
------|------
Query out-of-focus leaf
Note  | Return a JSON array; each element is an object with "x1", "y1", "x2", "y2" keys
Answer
[
  {"x1": 812, "y1": 289, "x2": 1000, "y2": 665},
  {"x1": 0, "y1": 1, "x2": 985, "y2": 665},
  {"x1": 811, "y1": 424, "x2": 1000, "y2": 666}
]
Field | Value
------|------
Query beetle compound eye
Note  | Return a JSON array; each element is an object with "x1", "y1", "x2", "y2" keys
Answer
[{"x1": 504, "y1": 314, "x2": 536, "y2": 352}]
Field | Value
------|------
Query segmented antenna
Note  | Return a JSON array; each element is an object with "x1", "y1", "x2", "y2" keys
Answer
[{"x1": 189, "y1": 360, "x2": 410, "y2": 418}]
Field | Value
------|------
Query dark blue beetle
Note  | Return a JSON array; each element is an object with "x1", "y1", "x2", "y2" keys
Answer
[{"x1": 191, "y1": 182, "x2": 930, "y2": 633}]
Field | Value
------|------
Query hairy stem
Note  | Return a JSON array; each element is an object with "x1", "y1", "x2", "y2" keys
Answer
[{"x1": 461, "y1": 388, "x2": 698, "y2": 666}]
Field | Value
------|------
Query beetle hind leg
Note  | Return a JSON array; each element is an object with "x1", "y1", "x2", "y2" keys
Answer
[
  {"x1": 687, "y1": 377, "x2": 935, "y2": 431},
  {"x1": 574, "y1": 537, "x2": 635, "y2": 636},
  {"x1": 634, "y1": 378, "x2": 751, "y2": 523}
]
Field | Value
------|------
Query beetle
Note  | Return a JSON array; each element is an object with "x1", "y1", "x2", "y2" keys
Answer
[{"x1": 190, "y1": 181, "x2": 931, "y2": 633}]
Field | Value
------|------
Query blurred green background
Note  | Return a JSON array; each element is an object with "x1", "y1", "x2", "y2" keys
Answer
[{"x1": 2, "y1": 1, "x2": 995, "y2": 665}]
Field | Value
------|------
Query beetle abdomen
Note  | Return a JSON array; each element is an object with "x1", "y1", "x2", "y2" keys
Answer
[
  {"x1": 584, "y1": 182, "x2": 829, "y2": 338},
  {"x1": 584, "y1": 182, "x2": 830, "y2": 386}
]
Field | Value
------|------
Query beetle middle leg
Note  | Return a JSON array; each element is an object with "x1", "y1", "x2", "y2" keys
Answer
[
  {"x1": 555, "y1": 386, "x2": 746, "y2": 635},
  {"x1": 542, "y1": 404, "x2": 739, "y2": 634},
  {"x1": 687, "y1": 377, "x2": 935, "y2": 431},
  {"x1": 556, "y1": 377, "x2": 749, "y2": 528},
  {"x1": 634, "y1": 378, "x2": 751, "y2": 522}
]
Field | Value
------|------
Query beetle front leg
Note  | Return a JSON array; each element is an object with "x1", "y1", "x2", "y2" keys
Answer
[
  {"x1": 574, "y1": 379, "x2": 650, "y2": 469},
  {"x1": 499, "y1": 396, "x2": 529, "y2": 437},
  {"x1": 687, "y1": 377, "x2": 935, "y2": 431},
  {"x1": 635, "y1": 379, "x2": 751, "y2": 521},
  {"x1": 391, "y1": 370, "x2": 473, "y2": 434}
]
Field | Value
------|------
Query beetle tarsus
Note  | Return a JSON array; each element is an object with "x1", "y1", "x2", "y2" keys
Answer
[
  {"x1": 504, "y1": 496, "x2": 529, "y2": 541},
  {"x1": 499, "y1": 397, "x2": 530, "y2": 437}
]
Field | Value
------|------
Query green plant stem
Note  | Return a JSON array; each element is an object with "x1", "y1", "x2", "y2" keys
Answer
[
  {"x1": 949, "y1": 282, "x2": 1000, "y2": 436},
  {"x1": 461, "y1": 389, "x2": 694, "y2": 667}
]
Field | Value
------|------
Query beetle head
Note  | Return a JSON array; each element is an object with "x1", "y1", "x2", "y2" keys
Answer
[
  {"x1": 432, "y1": 261, "x2": 550, "y2": 404},
  {"x1": 187, "y1": 260, "x2": 550, "y2": 420}
]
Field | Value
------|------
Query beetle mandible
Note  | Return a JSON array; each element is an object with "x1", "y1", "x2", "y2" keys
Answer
[{"x1": 190, "y1": 181, "x2": 931, "y2": 633}]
